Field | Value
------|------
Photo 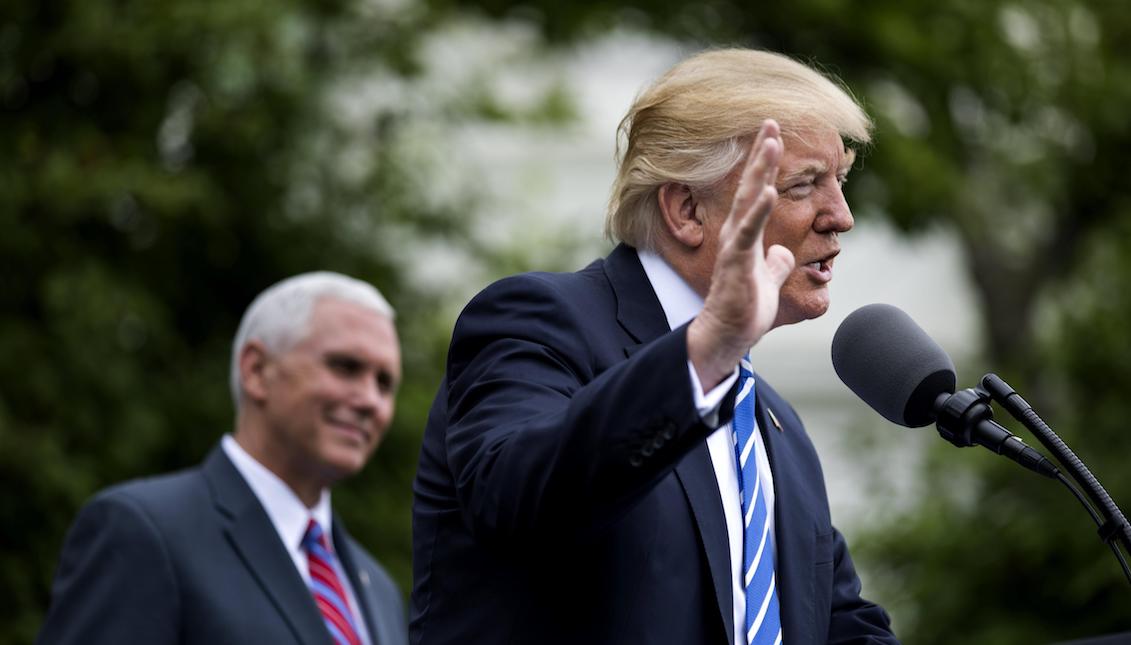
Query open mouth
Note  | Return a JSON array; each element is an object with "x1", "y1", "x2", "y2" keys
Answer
[{"x1": 803, "y1": 250, "x2": 839, "y2": 281}]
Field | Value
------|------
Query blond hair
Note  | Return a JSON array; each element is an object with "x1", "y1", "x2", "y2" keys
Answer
[{"x1": 606, "y1": 48, "x2": 873, "y2": 250}]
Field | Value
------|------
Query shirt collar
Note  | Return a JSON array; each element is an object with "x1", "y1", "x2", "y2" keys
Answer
[
  {"x1": 637, "y1": 247, "x2": 704, "y2": 331},
  {"x1": 221, "y1": 434, "x2": 334, "y2": 551}
]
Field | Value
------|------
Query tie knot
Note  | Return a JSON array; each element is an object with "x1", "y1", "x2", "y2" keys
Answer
[{"x1": 303, "y1": 518, "x2": 328, "y2": 552}]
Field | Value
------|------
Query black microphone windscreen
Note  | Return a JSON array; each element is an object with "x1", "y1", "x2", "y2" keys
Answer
[{"x1": 831, "y1": 304, "x2": 956, "y2": 427}]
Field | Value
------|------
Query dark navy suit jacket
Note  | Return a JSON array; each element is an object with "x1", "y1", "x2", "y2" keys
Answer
[
  {"x1": 39, "y1": 446, "x2": 408, "y2": 645},
  {"x1": 410, "y1": 244, "x2": 896, "y2": 644}
]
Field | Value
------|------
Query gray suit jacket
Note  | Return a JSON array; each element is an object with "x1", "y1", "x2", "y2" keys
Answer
[{"x1": 39, "y1": 446, "x2": 407, "y2": 645}]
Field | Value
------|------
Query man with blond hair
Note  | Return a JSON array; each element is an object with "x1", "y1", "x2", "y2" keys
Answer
[
  {"x1": 411, "y1": 49, "x2": 898, "y2": 644},
  {"x1": 41, "y1": 272, "x2": 408, "y2": 645}
]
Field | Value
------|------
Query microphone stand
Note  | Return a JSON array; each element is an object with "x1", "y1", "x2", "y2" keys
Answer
[{"x1": 980, "y1": 373, "x2": 1131, "y2": 585}]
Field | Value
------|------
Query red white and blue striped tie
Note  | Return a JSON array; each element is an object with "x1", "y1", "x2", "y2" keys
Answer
[
  {"x1": 734, "y1": 357, "x2": 782, "y2": 645},
  {"x1": 302, "y1": 519, "x2": 362, "y2": 645}
]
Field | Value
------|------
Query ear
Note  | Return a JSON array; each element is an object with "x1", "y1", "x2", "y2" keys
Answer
[
  {"x1": 238, "y1": 341, "x2": 272, "y2": 406},
  {"x1": 658, "y1": 182, "x2": 708, "y2": 249}
]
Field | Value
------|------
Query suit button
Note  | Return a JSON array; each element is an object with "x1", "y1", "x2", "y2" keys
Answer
[
  {"x1": 651, "y1": 436, "x2": 665, "y2": 451},
  {"x1": 629, "y1": 454, "x2": 643, "y2": 467},
  {"x1": 661, "y1": 422, "x2": 676, "y2": 440},
  {"x1": 641, "y1": 444, "x2": 654, "y2": 457}
]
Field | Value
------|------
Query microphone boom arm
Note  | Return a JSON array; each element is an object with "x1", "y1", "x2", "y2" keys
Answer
[{"x1": 980, "y1": 373, "x2": 1131, "y2": 555}]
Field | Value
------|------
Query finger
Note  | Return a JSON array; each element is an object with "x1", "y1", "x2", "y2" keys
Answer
[
  {"x1": 749, "y1": 120, "x2": 781, "y2": 187},
  {"x1": 748, "y1": 119, "x2": 779, "y2": 164},
  {"x1": 729, "y1": 133, "x2": 779, "y2": 219},
  {"x1": 733, "y1": 184, "x2": 777, "y2": 250},
  {"x1": 749, "y1": 119, "x2": 780, "y2": 156},
  {"x1": 756, "y1": 120, "x2": 782, "y2": 187},
  {"x1": 729, "y1": 121, "x2": 780, "y2": 209},
  {"x1": 764, "y1": 244, "x2": 796, "y2": 287},
  {"x1": 758, "y1": 122, "x2": 782, "y2": 189}
]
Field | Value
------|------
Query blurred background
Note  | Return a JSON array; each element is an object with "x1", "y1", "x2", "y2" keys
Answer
[{"x1": 4, "y1": 0, "x2": 1130, "y2": 642}]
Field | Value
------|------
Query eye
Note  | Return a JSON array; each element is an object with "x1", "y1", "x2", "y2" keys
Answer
[
  {"x1": 376, "y1": 370, "x2": 398, "y2": 394},
  {"x1": 781, "y1": 179, "x2": 815, "y2": 200},
  {"x1": 328, "y1": 355, "x2": 364, "y2": 376}
]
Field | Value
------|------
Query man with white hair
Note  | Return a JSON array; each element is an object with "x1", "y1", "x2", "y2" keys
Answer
[
  {"x1": 411, "y1": 49, "x2": 898, "y2": 644},
  {"x1": 41, "y1": 272, "x2": 408, "y2": 645}
]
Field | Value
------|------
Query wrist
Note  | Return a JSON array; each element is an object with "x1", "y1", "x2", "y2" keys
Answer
[{"x1": 687, "y1": 317, "x2": 742, "y2": 390}]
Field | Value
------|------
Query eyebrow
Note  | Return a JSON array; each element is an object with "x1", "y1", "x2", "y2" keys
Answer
[
  {"x1": 325, "y1": 350, "x2": 402, "y2": 383},
  {"x1": 779, "y1": 150, "x2": 857, "y2": 184},
  {"x1": 779, "y1": 162, "x2": 827, "y2": 184}
]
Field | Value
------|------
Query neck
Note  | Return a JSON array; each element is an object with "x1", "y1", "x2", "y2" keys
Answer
[
  {"x1": 654, "y1": 239, "x2": 711, "y2": 298},
  {"x1": 233, "y1": 415, "x2": 324, "y2": 508}
]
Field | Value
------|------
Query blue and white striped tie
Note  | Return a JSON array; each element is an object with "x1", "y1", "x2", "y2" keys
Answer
[{"x1": 733, "y1": 357, "x2": 782, "y2": 645}]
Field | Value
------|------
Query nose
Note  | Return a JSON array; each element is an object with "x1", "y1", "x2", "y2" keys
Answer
[
  {"x1": 354, "y1": 378, "x2": 394, "y2": 426},
  {"x1": 815, "y1": 183, "x2": 854, "y2": 234},
  {"x1": 352, "y1": 378, "x2": 381, "y2": 415}
]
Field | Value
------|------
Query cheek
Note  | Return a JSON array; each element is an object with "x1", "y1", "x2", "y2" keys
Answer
[
  {"x1": 283, "y1": 384, "x2": 337, "y2": 424},
  {"x1": 780, "y1": 270, "x2": 806, "y2": 301},
  {"x1": 763, "y1": 205, "x2": 812, "y2": 252},
  {"x1": 373, "y1": 396, "x2": 396, "y2": 432}
]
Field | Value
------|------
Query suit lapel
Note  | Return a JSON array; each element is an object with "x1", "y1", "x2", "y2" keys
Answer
[
  {"x1": 755, "y1": 386, "x2": 816, "y2": 645},
  {"x1": 604, "y1": 243, "x2": 671, "y2": 349},
  {"x1": 333, "y1": 518, "x2": 383, "y2": 645},
  {"x1": 203, "y1": 448, "x2": 330, "y2": 645},
  {"x1": 604, "y1": 243, "x2": 734, "y2": 643},
  {"x1": 674, "y1": 445, "x2": 735, "y2": 645}
]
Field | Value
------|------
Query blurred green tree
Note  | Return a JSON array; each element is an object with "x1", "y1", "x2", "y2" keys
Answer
[
  {"x1": 424, "y1": 0, "x2": 1131, "y2": 641},
  {"x1": 9, "y1": 0, "x2": 1131, "y2": 641},
  {"x1": 0, "y1": 0, "x2": 577, "y2": 641}
]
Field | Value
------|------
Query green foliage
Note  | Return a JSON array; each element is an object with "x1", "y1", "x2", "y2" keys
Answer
[
  {"x1": 10, "y1": 0, "x2": 1131, "y2": 641},
  {"x1": 0, "y1": 0, "x2": 531, "y2": 641}
]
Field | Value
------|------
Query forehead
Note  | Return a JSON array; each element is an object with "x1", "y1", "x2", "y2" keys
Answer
[
  {"x1": 779, "y1": 128, "x2": 852, "y2": 174},
  {"x1": 297, "y1": 298, "x2": 400, "y2": 361}
]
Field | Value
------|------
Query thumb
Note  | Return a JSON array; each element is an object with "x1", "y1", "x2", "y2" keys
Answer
[{"x1": 764, "y1": 244, "x2": 795, "y2": 288}]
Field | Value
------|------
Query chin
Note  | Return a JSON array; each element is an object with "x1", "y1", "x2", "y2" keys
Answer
[
  {"x1": 776, "y1": 294, "x2": 830, "y2": 326},
  {"x1": 321, "y1": 446, "x2": 371, "y2": 478}
]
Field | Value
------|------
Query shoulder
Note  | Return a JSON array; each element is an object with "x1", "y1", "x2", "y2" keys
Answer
[
  {"x1": 51, "y1": 469, "x2": 208, "y2": 595},
  {"x1": 448, "y1": 260, "x2": 615, "y2": 365},
  {"x1": 40, "y1": 469, "x2": 206, "y2": 643},
  {"x1": 462, "y1": 259, "x2": 613, "y2": 323},
  {"x1": 75, "y1": 465, "x2": 209, "y2": 539},
  {"x1": 96, "y1": 465, "x2": 206, "y2": 513}
]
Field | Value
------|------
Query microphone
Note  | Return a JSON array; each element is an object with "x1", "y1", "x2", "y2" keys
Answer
[{"x1": 831, "y1": 304, "x2": 1058, "y2": 479}]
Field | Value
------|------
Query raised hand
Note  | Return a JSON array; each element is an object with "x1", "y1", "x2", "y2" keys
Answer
[{"x1": 687, "y1": 119, "x2": 796, "y2": 389}]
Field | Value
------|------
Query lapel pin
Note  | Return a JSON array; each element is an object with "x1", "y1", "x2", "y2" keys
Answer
[
  {"x1": 360, "y1": 570, "x2": 370, "y2": 587},
  {"x1": 767, "y1": 407, "x2": 783, "y2": 432}
]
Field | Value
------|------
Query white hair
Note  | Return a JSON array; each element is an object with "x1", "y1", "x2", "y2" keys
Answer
[{"x1": 229, "y1": 271, "x2": 395, "y2": 408}]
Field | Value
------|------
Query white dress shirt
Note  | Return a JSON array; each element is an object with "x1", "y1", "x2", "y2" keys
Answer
[
  {"x1": 221, "y1": 435, "x2": 372, "y2": 645},
  {"x1": 637, "y1": 249, "x2": 779, "y2": 645}
]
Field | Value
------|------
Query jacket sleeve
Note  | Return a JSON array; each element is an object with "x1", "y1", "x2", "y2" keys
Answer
[
  {"x1": 38, "y1": 489, "x2": 180, "y2": 644},
  {"x1": 826, "y1": 527, "x2": 900, "y2": 644},
  {"x1": 442, "y1": 273, "x2": 722, "y2": 543}
]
